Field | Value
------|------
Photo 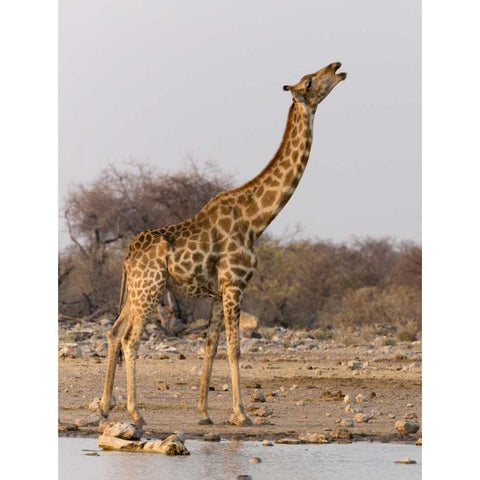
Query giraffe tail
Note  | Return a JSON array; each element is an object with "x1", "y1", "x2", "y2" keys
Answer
[{"x1": 117, "y1": 264, "x2": 128, "y2": 315}]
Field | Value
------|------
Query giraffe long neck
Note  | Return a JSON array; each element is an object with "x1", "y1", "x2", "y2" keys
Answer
[{"x1": 233, "y1": 102, "x2": 315, "y2": 239}]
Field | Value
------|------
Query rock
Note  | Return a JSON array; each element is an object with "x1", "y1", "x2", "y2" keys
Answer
[
  {"x1": 88, "y1": 397, "x2": 102, "y2": 413},
  {"x1": 250, "y1": 456, "x2": 262, "y2": 463},
  {"x1": 246, "y1": 405, "x2": 272, "y2": 417},
  {"x1": 246, "y1": 382, "x2": 262, "y2": 389},
  {"x1": 74, "y1": 415, "x2": 102, "y2": 427},
  {"x1": 59, "y1": 343, "x2": 82, "y2": 358},
  {"x1": 331, "y1": 429, "x2": 353, "y2": 440},
  {"x1": 102, "y1": 421, "x2": 143, "y2": 440},
  {"x1": 58, "y1": 422, "x2": 79, "y2": 432},
  {"x1": 340, "y1": 418, "x2": 354, "y2": 427},
  {"x1": 157, "y1": 381, "x2": 170, "y2": 391},
  {"x1": 416, "y1": 438, "x2": 422, "y2": 446},
  {"x1": 253, "y1": 417, "x2": 273, "y2": 425},
  {"x1": 262, "y1": 439, "x2": 274, "y2": 447},
  {"x1": 70, "y1": 329, "x2": 95, "y2": 342},
  {"x1": 344, "y1": 393, "x2": 355, "y2": 405},
  {"x1": 237, "y1": 476, "x2": 252, "y2": 480},
  {"x1": 276, "y1": 438, "x2": 305, "y2": 445},
  {"x1": 347, "y1": 360, "x2": 362, "y2": 370},
  {"x1": 355, "y1": 394, "x2": 367, "y2": 403},
  {"x1": 369, "y1": 391, "x2": 376, "y2": 399},
  {"x1": 395, "y1": 420, "x2": 420, "y2": 434},
  {"x1": 354, "y1": 413, "x2": 372, "y2": 423},
  {"x1": 250, "y1": 390, "x2": 266, "y2": 402},
  {"x1": 84, "y1": 452, "x2": 99, "y2": 456},
  {"x1": 177, "y1": 354, "x2": 186, "y2": 360},
  {"x1": 222, "y1": 384, "x2": 229, "y2": 391},
  {"x1": 394, "y1": 458, "x2": 417, "y2": 464},
  {"x1": 239, "y1": 311, "x2": 259, "y2": 331},
  {"x1": 204, "y1": 433, "x2": 221, "y2": 442},
  {"x1": 321, "y1": 390, "x2": 343, "y2": 401},
  {"x1": 241, "y1": 363, "x2": 253, "y2": 369},
  {"x1": 409, "y1": 361, "x2": 421, "y2": 369},
  {"x1": 296, "y1": 400, "x2": 306, "y2": 406},
  {"x1": 298, "y1": 432, "x2": 330, "y2": 444},
  {"x1": 163, "y1": 347, "x2": 180, "y2": 354},
  {"x1": 175, "y1": 430, "x2": 187, "y2": 442},
  {"x1": 404, "y1": 412, "x2": 418, "y2": 419},
  {"x1": 98, "y1": 433, "x2": 189, "y2": 455},
  {"x1": 346, "y1": 404, "x2": 363, "y2": 413}
]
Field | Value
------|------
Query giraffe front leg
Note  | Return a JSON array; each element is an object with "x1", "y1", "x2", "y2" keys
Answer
[
  {"x1": 223, "y1": 287, "x2": 252, "y2": 427},
  {"x1": 198, "y1": 297, "x2": 223, "y2": 425}
]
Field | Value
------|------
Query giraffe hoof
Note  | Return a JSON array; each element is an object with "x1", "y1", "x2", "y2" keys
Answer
[
  {"x1": 229, "y1": 414, "x2": 253, "y2": 427},
  {"x1": 197, "y1": 417, "x2": 214, "y2": 425},
  {"x1": 131, "y1": 415, "x2": 146, "y2": 427}
]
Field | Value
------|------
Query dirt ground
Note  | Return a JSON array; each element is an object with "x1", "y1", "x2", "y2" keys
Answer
[{"x1": 58, "y1": 342, "x2": 421, "y2": 444}]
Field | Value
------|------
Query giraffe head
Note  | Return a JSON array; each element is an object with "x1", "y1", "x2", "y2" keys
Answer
[{"x1": 283, "y1": 62, "x2": 346, "y2": 111}]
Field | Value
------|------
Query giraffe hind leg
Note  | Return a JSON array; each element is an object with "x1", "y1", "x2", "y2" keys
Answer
[
  {"x1": 197, "y1": 297, "x2": 223, "y2": 424},
  {"x1": 99, "y1": 303, "x2": 130, "y2": 418}
]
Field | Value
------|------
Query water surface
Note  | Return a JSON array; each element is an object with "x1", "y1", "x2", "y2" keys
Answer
[{"x1": 59, "y1": 437, "x2": 421, "y2": 480}]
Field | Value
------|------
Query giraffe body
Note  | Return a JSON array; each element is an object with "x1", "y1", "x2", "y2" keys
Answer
[{"x1": 98, "y1": 62, "x2": 346, "y2": 426}]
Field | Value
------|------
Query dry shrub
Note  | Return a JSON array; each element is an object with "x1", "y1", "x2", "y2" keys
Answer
[{"x1": 335, "y1": 285, "x2": 421, "y2": 334}]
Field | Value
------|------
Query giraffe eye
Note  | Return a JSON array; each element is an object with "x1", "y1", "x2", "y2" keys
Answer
[{"x1": 305, "y1": 79, "x2": 312, "y2": 91}]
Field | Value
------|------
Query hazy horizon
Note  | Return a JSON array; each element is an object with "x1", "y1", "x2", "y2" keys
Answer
[{"x1": 59, "y1": 0, "x2": 421, "y2": 247}]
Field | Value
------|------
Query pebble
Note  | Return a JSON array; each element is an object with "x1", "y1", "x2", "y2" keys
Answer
[
  {"x1": 74, "y1": 415, "x2": 102, "y2": 427},
  {"x1": 237, "y1": 476, "x2": 252, "y2": 480},
  {"x1": 354, "y1": 413, "x2": 372, "y2": 423},
  {"x1": 355, "y1": 394, "x2": 367, "y2": 403},
  {"x1": 415, "y1": 438, "x2": 422, "y2": 446},
  {"x1": 299, "y1": 432, "x2": 329, "y2": 444},
  {"x1": 331, "y1": 429, "x2": 353, "y2": 440},
  {"x1": 222, "y1": 384, "x2": 229, "y2": 391},
  {"x1": 59, "y1": 343, "x2": 82, "y2": 358},
  {"x1": 344, "y1": 394, "x2": 355, "y2": 405},
  {"x1": 347, "y1": 360, "x2": 362, "y2": 370},
  {"x1": 395, "y1": 420, "x2": 420, "y2": 434},
  {"x1": 250, "y1": 390, "x2": 266, "y2": 402},
  {"x1": 253, "y1": 417, "x2": 273, "y2": 425},
  {"x1": 262, "y1": 439, "x2": 274, "y2": 447},
  {"x1": 203, "y1": 433, "x2": 221, "y2": 442},
  {"x1": 340, "y1": 418, "x2": 354, "y2": 427},
  {"x1": 276, "y1": 438, "x2": 305, "y2": 444},
  {"x1": 394, "y1": 458, "x2": 417, "y2": 464},
  {"x1": 296, "y1": 400, "x2": 306, "y2": 406},
  {"x1": 250, "y1": 456, "x2": 262, "y2": 463}
]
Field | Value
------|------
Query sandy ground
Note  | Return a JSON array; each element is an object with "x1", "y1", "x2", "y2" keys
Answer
[{"x1": 58, "y1": 341, "x2": 421, "y2": 443}]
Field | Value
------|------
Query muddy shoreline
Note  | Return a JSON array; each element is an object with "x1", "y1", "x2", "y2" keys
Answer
[{"x1": 59, "y1": 333, "x2": 421, "y2": 446}]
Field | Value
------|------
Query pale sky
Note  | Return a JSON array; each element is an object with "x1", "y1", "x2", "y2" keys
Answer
[{"x1": 59, "y1": 0, "x2": 421, "y2": 246}]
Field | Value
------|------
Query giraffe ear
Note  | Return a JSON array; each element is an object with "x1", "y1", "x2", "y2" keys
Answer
[{"x1": 283, "y1": 85, "x2": 291, "y2": 91}]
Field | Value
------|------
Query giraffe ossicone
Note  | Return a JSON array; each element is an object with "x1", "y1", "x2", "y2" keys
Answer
[{"x1": 97, "y1": 62, "x2": 346, "y2": 427}]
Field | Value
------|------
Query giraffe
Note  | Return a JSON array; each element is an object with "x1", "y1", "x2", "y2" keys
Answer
[{"x1": 96, "y1": 62, "x2": 347, "y2": 427}]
